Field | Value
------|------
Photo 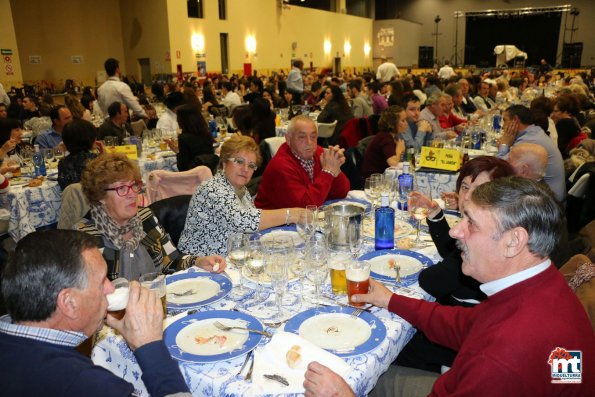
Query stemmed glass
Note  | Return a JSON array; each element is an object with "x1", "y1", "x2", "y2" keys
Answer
[
  {"x1": 305, "y1": 235, "x2": 329, "y2": 309},
  {"x1": 296, "y1": 206, "x2": 316, "y2": 242},
  {"x1": 245, "y1": 237, "x2": 265, "y2": 300},
  {"x1": 227, "y1": 233, "x2": 248, "y2": 297},
  {"x1": 364, "y1": 175, "x2": 381, "y2": 208},
  {"x1": 408, "y1": 191, "x2": 431, "y2": 247},
  {"x1": 347, "y1": 219, "x2": 363, "y2": 259},
  {"x1": 265, "y1": 246, "x2": 289, "y2": 321},
  {"x1": 397, "y1": 178, "x2": 412, "y2": 220}
]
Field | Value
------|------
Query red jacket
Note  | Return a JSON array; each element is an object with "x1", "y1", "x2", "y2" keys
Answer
[
  {"x1": 255, "y1": 143, "x2": 350, "y2": 209},
  {"x1": 439, "y1": 112, "x2": 466, "y2": 130},
  {"x1": 390, "y1": 265, "x2": 594, "y2": 396}
]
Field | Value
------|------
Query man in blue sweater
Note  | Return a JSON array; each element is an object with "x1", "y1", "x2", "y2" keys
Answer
[{"x1": 0, "y1": 230, "x2": 190, "y2": 396}]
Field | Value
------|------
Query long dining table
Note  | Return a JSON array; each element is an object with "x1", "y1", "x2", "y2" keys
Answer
[
  {"x1": 0, "y1": 153, "x2": 178, "y2": 241},
  {"x1": 91, "y1": 198, "x2": 448, "y2": 396}
]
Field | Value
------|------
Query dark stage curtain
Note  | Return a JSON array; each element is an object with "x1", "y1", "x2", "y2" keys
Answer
[{"x1": 464, "y1": 12, "x2": 561, "y2": 67}]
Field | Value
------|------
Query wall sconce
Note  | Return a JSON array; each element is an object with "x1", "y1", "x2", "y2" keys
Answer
[
  {"x1": 191, "y1": 33, "x2": 205, "y2": 53},
  {"x1": 364, "y1": 42, "x2": 371, "y2": 57},
  {"x1": 323, "y1": 40, "x2": 331, "y2": 55},
  {"x1": 245, "y1": 35, "x2": 257, "y2": 54},
  {"x1": 344, "y1": 41, "x2": 351, "y2": 56}
]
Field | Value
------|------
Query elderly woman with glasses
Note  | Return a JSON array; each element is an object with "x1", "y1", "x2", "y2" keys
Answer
[
  {"x1": 178, "y1": 135, "x2": 302, "y2": 256},
  {"x1": 76, "y1": 153, "x2": 225, "y2": 280}
]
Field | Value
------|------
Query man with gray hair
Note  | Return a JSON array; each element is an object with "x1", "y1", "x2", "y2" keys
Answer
[
  {"x1": 0, "y1": 230, "x2": 190, "y2": 396},
  {"x1": 305, "y1": 177, "x2": 594, "y2": 396},
  {"x1": 508, "y1": 142, "x2": 548, "y2": 181},
  {"x1": 255, "y1": 115, "x2": 349, "y2": 209},
  {"x1": 420, "y1": 92, "x2": 458, "y2": 144}
]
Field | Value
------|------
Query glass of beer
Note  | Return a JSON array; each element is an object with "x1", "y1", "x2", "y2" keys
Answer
[
  {"x1": 346, "y1": 260, "x2": 371, "y2": 307},
  {"x1": 106, "y1": 277, "x2": 129, "y2": 319},
  {"x1": 139, "y1": 272, "x2": 167, "y2": 317},
  {"x1": 329, "y1": 251, "x2": 350, "y2": 295}
]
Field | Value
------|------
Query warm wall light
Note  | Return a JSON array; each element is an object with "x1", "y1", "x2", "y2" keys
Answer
[
  {"x1": 245, "y1": 35, "x2": 257, "y2": 54},
  {"x1": 344, "y1": 41, "x2": 351, "y2": 56},
  {"x1": 191, "y1": 33, "x2": 205, "y2": 53},
  {"x1": 364, "y1": 42, "x2": 371, "y2": 57},
  {"x1": 323, "y1": 39, "x2": 331, "y2": 55}
]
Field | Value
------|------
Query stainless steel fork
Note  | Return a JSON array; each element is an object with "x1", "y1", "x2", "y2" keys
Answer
[
  {"x1": 350, "y1": 308, "x2": 364, "y2": 319},
  {"x1": 245, "y1": 354, "x2": 255, "y2": 381}
]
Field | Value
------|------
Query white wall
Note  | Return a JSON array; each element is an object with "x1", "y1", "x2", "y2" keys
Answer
[{"x1": 373, "y1": 19, "x2": 423, "y2": 68}]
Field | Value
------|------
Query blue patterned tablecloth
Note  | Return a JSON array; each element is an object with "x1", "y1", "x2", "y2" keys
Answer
[
  {"x1": 413, "y1": 171, "x2": 458, "y2": 197},
  {"x1": 92, "y1": 228, "x2": 441, "y2": 397},
  {"x1": 0, "y1": 180, "x2": 62, "y2": 241},
  {"x1": 0, "y1": 155, "x2": 178, "y2": 241},
  {"x1": 138, "y1": 154, "x2": 178, "y2": 180}
]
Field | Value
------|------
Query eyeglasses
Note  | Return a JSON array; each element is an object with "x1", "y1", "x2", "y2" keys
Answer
[
  {"x1": 228, "y1": 157, "x2": 258, "y2": 171},
  {"x1": 104, "y1": 182, "x2": 143, "y2": 197}
]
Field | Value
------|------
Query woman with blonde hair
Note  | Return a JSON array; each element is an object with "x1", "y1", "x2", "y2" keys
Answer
[
  {"x1": 178, "y1": 135, "x2": 303, "y2": 256},
  {"x1": 76, "y1": 153, "x2": 225, "y2": 280},
  {"x1": 65, "y1": 94, "x2": 92, "y2": 121}
]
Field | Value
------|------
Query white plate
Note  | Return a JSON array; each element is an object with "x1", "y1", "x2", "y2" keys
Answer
[
  {"x1": 167, "y1": 278, "x2": 221, "y2": 305},
  {"x1": 9, "y1": 177, "x2": 32, "y2": 186},
  {"x1": 421, "y1": 212, "x2": 461, "y2": 229},
  {"x1": 258, "y1": 228, "x2": 304, "y2": 247},
  {"x1": 369, "y1": 254, "x2": 423, "y2": 278},
  {"x1": 175, "y1": 318, "x2": 250, "y2": 356},
  {"x1": 363, "y1": 218, "x2": 414, "y2": 239},
  {"x1": 298, "y1": 313, "x2": 371, "y2": 351}
]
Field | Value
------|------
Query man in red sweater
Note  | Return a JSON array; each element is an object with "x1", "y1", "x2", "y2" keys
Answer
[
  {"x1": 255, "y1": 115, "x2": 350, "y2": 209},
  {"x1": 304, "y1": 177, "x2": 594, "y2": 396}
]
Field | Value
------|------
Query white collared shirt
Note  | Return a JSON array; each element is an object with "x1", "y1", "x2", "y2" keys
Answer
[{"x1": 480, "y1": 259, "x2": 551, "y2": 296}]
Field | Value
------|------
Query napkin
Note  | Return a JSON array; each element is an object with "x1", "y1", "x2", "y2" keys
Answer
[
  {"x1": 252, "y1": 331, "x2": 352, "y2": 394},
  {"x1": 347, "y1": 190, "x2": 367, "y2": 201}
]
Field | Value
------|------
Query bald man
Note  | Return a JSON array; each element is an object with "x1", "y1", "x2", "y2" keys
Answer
[{"x1": 508, "y1": 143, "x2": 548, "y2": 181}]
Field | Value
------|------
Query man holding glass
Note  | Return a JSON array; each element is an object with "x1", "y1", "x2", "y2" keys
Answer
[
  {"x1": 255, "y1": 115, "x2": 350, "y2": 209},
  {"x1": 0, "y1": 230, "x2": 190, "y2": 396},
  {"x1": 305, "y1": 177, "x2": 594, "y2": 396}
]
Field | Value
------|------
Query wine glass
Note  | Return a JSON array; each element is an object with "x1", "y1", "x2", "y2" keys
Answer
[
  {"x1": 408, "y1": 192, "x2": 431, "y2": 247},
  {"x1": 245, "y1": 237, "x2": 265, "y2": 300},
  {"x1": 347, "y1": 219, "x2": 363, "y2": 259},
  {"x1": 296, "y1": 207, "x2": 316, "y2": 242},
  {"x1": 227, "y1": 233, "x2": 248, "y2": 297},
  {"x1": 364, "y1": 177, "x2": 378, "y2": 207},
  {"x1": 397, "y1": 178, "x2": 412, "y2": 220},
  {"x1": 265, "y1": 248, "x2": 289, "y2": 321},
  {"x1": 53, "y1": 146, "x2": 64, "y2": 161},
  {"x1": 304, "y1": 235, "x2": 329, "y2": 309}
]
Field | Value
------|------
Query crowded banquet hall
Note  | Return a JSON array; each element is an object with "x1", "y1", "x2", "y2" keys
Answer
[{"x1": 1, "y1": 0, "x2": 594, "y2": 395}]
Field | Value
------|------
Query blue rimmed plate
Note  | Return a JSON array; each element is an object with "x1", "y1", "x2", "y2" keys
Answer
[
  {"x1": 256, "y1": 225, "x2": 304, "y2": 247},
  {"x1": 164, "y1": 310, "x2": 264, "y2": 363},
  {"x1": 410, "y1": 210, "x2": 461, "y2": 232},
  {"x1": 359, "y1": 249, "x2": 434, "y2": 286},
  {"x1": 323, "y1": 197, "x2": 372, "y2": 213},
  {"x1": 284, "y1": 305, "x2": 386, "y2": 357},
  {"x1": 166, "y1": 272, "x2": 232, "y2": 310}
]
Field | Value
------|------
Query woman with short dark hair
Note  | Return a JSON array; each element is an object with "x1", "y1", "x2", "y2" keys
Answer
[{"x1": 58, "y1": 119, "x2": 98, "y2": 190}]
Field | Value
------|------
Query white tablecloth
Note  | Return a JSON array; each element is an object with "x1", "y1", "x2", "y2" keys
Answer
[{"x1": 92, "y1": 216, "x2": 441, "y2": 396}]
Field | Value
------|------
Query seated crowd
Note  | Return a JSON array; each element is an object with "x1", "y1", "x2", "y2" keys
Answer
[{"x1": 0, "y1": 58, "x2": 594, "y2": 396}]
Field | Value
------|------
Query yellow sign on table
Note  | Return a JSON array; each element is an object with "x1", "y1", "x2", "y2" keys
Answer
[
  {"x1": 104, "y1": 144, "x2": 138, "y2": 160},
  {"x1": 418, "y1": 147, "x2": 462, "y2": 171}
]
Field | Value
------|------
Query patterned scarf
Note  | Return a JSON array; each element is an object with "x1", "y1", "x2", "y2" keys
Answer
[
  {"x1": 90, "y1": 203, "x2": 144, "y2": 251},
  {"x1": 568, "y1": 262, "x2": 595, "y2": 291},
  {"x1": 292, "y1": 149, "x2": 315, "y2": 182}
]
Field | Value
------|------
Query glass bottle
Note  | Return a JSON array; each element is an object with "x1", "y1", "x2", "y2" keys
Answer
[{"x1": 375, "y1": 193, "x2": 395, "y2": 250}]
